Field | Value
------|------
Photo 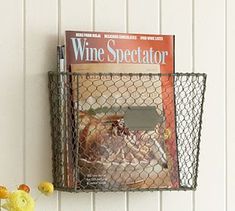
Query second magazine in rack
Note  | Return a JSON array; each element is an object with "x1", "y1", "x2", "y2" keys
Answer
[{"x1": 64, "y1": 31, "x2": 179, "y2": 190}]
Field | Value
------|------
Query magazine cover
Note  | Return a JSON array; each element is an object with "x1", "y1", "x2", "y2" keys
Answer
[{"x1": 65, "y1": 31, "x2": 179, "y2": 190}]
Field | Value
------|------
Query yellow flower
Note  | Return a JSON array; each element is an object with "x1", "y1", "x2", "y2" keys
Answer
[
  {"x1": 2, "y1": 190, "x2": 35, "y2": 211},
  {"x1": 38, "y1": 182, "x2": 54, "y2": 196},
  {"x1": 0, "y1": 186, "x2": 9, "y2": 199}
]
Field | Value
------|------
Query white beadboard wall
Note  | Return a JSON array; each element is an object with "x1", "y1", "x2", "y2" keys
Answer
[{"x1": 0, "y1": 0, "x2": 234, "y2": 211}]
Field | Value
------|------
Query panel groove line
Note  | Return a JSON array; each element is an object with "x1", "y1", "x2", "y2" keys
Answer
[
  {"x1": 158, "y1": 0, "x2": 162, "y2": 34},
  {"x1": 125, "y1": 192, "x2": 129, "y2": 211},
  {"x1": 192, "y1": 0, "x2": 195, "y2": 73},
  {"x1": 57, "y1": 0, "x2": 61, "y2": 210},
  {"x1": 227, "y1": 0, "x2": 235, "y2": 210},
  {"x1": 92, "y1": 192, "x2": 95, "y2": 211},
  {"x1": 92, "y1": 2, "x2": 95, "y2": 210},
  {"x1": 58, "y1": 0, "x2": 62, "y2": 44},
  {"x1": 23, "y1": 0, "x2": 27, "y2": 184},
  {"x1": 92, "y1": 0, "x2": 95, "y2": 31},
  {"x1": 192, "y1": 0, "x2": 196, "y2": 210},
  {"x1": 58, "y1": 192, "x2": 62, "y2": 211},
  {"x1": 224, "y1": 0, "x2": 228, "y2": 210},
  {"x1": 126, "y1": 1, "x2": 129, "y2": 210},
  {"x1": 158, "y1": 1, "x2": 162, "y2": 210},
  {"x1": 125, "y1": 0, "x2": 129, "y2": 33}
]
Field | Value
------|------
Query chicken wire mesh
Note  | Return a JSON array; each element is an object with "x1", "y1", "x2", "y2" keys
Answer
[{"x1": 48, "y1": 72, "x2": 206, "y2": 192}]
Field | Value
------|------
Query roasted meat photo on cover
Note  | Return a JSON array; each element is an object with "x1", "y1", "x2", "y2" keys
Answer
[
  {"x1": 69, "y1": 63, "x2": 178, "y2": 190},
  {"x1": 77, "y1": 106, "x2": 172, "y2": 189}
]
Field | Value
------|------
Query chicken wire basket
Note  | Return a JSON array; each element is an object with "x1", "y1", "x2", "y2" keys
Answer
[{"x1": 48, "y1": 72, "x2": 206, "y2": 192}]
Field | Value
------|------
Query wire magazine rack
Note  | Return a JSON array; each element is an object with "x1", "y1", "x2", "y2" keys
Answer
[{"x1": 48, "y1": 72, "x2": 207, "y2": 192}]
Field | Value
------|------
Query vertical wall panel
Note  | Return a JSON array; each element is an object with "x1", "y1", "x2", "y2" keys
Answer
[
  {"x1": 128, "y1": 192, "x2": 159, "y2": 211},
  {"x1": 161, "y1": 1, "x2": 193, "y2": 211},
  {"x1": 60, "y1": 192, "x2": 92, "y2": 211},
  {"x1": 25, "y1": 0, "x2": 58, "y2": 210},
  {"x1": 227, "y1": 0, "x2": 235, "y2": 210},
  {"x1": 128, "y1": 0, "x2": 159, "y2": 34},
  {"x1": 95, "y1": 0, "x2": 126, "y2": 32},
  {"x1": 161, "y1": 0, "x2": 192, "y2": 72},
  {"x1": 60, "y1": 1, "x2": 93, "y2": 210},
  {"x1": 94, "y1": 1, "x2": 127, "y2": 211},
  {"x1": 128, "y1": 1, "x2": 159, "y2": 211},
  {"x1": 0, "y1": 0, "x2": 24, "y2": 187},
  {"x1": 95, "y1": 193, "x2": 126, "y2": 211},
  {"x1": 60, "y1": 0, "x2": 93, "y2": 42},
  {"x1": 194, "y1": 0, "x2": 226, "y2": 211}
]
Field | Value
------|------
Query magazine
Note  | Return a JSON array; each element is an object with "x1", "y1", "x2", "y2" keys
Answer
[{"x1": 65, "y1": 31, "x2": 179, "y2": 190}]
